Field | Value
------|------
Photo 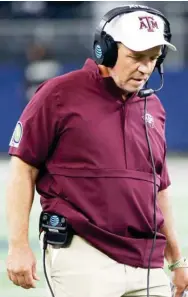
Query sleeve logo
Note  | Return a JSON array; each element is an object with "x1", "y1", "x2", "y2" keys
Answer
[{"x1": 9, "y1": 121, "x2": 23, "y2": 148}]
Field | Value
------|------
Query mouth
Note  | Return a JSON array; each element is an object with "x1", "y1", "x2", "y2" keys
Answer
[{"x1": 130, "y1": 78, "x2": 145, "y2": 85}]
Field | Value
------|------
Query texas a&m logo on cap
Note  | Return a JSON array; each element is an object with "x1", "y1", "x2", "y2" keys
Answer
[{"x1": 139, "y1": 16, "x2": 159, "y2": 32}]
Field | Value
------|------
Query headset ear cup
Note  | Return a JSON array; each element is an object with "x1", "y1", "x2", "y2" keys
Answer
[
  {"x1": 93, "y1": 41, "x2": 104, "y2": 64},
  {"x1": 102, "y1": 33, "x2": 118, "y2": 67},
  {"x1": 93, "y1": 32, "x2": 112, "y2": 65}
]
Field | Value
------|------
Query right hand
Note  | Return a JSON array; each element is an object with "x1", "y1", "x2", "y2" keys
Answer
[{"x1": 6, "y1": 245, "x2": 40, "y2": 289}]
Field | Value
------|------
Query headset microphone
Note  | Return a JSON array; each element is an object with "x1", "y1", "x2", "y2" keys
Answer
[{"x1": 138, "y1": 64, "x2": 164, "y2": 98}]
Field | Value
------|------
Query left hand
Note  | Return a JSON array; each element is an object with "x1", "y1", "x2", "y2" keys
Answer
[{"x1": 172, "y1": 267, "x2": 188, "y2": 297}]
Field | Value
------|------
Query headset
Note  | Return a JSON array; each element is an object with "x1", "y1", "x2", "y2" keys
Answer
[{"x1": 93, "y1": 4, "x2": 172, "y2": 70}]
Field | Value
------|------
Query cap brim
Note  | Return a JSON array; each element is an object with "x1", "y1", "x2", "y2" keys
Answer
[{"x1": 121, "y1": 38, "x2": 177, "y2": 52}]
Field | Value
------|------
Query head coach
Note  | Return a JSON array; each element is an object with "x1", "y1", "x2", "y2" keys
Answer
[{"x1": 6, "y1": 4, "x2": 188, "y2": 297}]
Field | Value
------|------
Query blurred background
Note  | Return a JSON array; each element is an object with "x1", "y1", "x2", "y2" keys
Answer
[{"x1": 0, "y1": 1, "x2": 187, "y2": 297}]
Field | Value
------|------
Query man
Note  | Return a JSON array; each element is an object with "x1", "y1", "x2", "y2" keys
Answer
[{"x1": 6, "y1": 5, "x2": 188, "y2": 297}]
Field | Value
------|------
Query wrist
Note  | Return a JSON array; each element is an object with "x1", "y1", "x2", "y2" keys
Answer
[
  {"x1": 8, "y1": 239, "x2": 29, "y2": 249},
  {"x1": 168, "y1": 257, "x2": 188, "y2": 271},
  {"x1": 164, "y1": 243, "x2": 182, "y2": 264}
]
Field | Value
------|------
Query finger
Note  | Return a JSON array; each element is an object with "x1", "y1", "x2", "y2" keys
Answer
[
  {"x1": 32, "y1": 263, "x2": 40, "y2": 281},
  {"x1": 17, "y1": 275, "x2": 35, "y2": 289},
  {"x1": 16, "y1": 275, "x2": 27, "y2": 288},
  {"x1": 22, "y1": 275, "x2": 33, "y2": 289},
  {"x1": 24, "y1": 271, "x2": 36, "y2": 288},
  {"x1": 175, "y1": 289, "x2": 184, "y2": 297},
  {"x1": 8, "y1": 271, "x2": 15, "y2": 283},
  {"x1": 10, "y1": 274, "x2": 20, "y2": 286},
  {"x1": 7, "y1": 268, "x2": 13, "y2": 282},
  {"x1": 16, "y1": 273, "x2": 35, "y2": 289},
  {"x1": 33, "y1": 271, "x2": 40, "y2": 281}
]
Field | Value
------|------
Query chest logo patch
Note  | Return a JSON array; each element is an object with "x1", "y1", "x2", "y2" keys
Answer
[{"x1": 142, "y1": 113, "x2": 155, "y2": 128}]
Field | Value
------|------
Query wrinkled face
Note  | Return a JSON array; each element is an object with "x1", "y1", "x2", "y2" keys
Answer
[{"x1": 108, "y1": 43, "x2": 161, "y2": 93}]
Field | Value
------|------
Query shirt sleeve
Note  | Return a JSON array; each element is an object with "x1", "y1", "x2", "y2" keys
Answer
[
  {"x1": 9, "y1": 79, "x2": 60, "y2": 168},
  {"x1": 158, "y1": 127, "x2": 171, "y2": 190},
  {"x1": 159, "y1": 154, "x2": 171, "y2": 191},
  {"x1": 154, "y1": 97, "x2": 171, "y2": 192}
]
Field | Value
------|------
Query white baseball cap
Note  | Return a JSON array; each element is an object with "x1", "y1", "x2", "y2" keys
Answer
[{"x1": 104, "y1": 11, "x2": 177, "y2": 52}]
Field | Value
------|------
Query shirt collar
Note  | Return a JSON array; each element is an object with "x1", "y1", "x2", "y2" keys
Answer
[{"x1": 83, "y1": 58, "x2": 137, "y2": 101}]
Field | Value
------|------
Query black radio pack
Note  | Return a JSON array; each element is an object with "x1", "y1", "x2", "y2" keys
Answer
[{"x1": 39, "y1": 211, "x2": 74, "y2": 248}]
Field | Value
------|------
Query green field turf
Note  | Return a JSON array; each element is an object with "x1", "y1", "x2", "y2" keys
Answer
[{"x1": 0, "y1": 156, "x2": 188, "y2": 297}]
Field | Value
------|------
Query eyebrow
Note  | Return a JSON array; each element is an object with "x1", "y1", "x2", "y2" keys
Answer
[{"x1": 130, "y1": 53, "x2": 161, "y2": 58}]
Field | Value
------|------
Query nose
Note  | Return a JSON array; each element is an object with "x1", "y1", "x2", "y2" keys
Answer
[{"x1": 137, "y1": 60, "x2": 153, "y2": 75}]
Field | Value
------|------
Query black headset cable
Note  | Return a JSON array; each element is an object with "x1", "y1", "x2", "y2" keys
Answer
[{"x1": 143, "y1": 94, "x2": 158, "y2": 297}]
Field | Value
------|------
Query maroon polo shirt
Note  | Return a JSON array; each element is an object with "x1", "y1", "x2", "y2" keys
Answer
[{"x1": 9, "y1": 58, "x2": 170, "y2": 268}]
